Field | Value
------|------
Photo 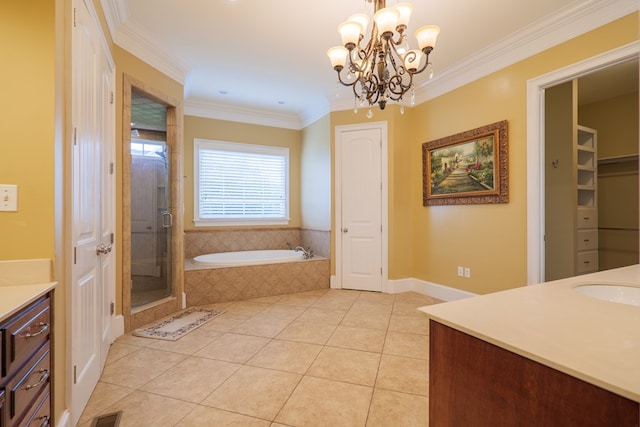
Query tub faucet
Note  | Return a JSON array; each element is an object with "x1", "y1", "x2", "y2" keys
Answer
[
  {"x1": 294, "y1": 246, "x2": 313, "y2": 259},
  {"x1": 286, "y1": 241, "x2": 292, "y2": 250}
]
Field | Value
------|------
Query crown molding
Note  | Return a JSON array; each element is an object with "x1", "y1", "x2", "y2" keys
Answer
[
  {"x1": 114, "y1": 21, "x2": 189, "y2": 85},
  {"x1": 412, "y1": 0, "x2": 639, "y2": 105},
  {"x1": 101, "y1": 0, "x2": 637, "y2": 128},
  {"x1": 99, "y1": 0, "x2": 128, "y2": 41},
  {"x1": 185, "y1": 99, "x2": 303, "y2": 130}
]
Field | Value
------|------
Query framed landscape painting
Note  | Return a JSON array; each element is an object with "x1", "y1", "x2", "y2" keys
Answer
[{"x1": 422, "y1": 120, "x2": 508, "y2": 206}]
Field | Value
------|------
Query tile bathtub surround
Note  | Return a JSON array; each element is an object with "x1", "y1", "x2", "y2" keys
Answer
[
  {"x1": 184, "y1": 228, "x2": 330, "y2": 259},
  {"x1": 184, "y1": 258, "x2": 330, "y2": 305},
  {"x1": 79, "y1": 289, "x2": 441, "y2": 427},
  {"x1": 300, "y1": 229, "x2": 330, "y2": 258},
  {"x1": 184, "y1": 228, "x2": 302, "y2": 258}
]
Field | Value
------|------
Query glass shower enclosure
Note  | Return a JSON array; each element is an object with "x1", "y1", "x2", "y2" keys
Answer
[{"x1": 130, "y1": 89, "x2": 172, "y2": 308}]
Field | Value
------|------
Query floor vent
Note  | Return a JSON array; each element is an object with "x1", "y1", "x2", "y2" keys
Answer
[{"x1": 91, "y1": 411, "x2": 122, "y2": 427}]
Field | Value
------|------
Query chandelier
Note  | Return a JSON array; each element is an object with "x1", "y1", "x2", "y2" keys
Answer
[{"x1": 327, "y1": 0, "x2": 439, "y2": 116}]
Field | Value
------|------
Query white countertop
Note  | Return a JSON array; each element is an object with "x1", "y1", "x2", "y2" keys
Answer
[
  {"x1": 419, "y1": 265, "x2": 640, "y2": 403},
  {"x1": 0, "y1": 259, "x2": 57, "y2": 320}
]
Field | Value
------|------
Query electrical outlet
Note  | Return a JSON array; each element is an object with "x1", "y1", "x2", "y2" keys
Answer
[
  {"x1": 0, "y1": 185, "x2": 18, "y2": 212},
  {"x1": 464, "y1": 267, "x2": 471, "y2": 278},
  {"x1": 457, "y1": 266, "x2": 464, "y2": 277}
]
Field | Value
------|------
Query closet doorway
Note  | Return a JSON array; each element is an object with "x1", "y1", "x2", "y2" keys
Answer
[
  {"x1": 122, "y1": 75, "x2": 183, "y2": 331},
  {"x1": 527, "y1": 42, "x2": 640, "y2": 284}
]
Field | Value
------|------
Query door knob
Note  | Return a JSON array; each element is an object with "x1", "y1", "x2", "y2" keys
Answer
[
  {"x1": 342, "y1": 227, "x2": 349, "y2": 233},
  {"x1": 96, "y1": 243, "x2": 113, "y2": 255}
]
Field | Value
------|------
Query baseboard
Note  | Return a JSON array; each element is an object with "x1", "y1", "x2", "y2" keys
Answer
[
  {"x1": 330, "y1": 275, "x2": 476, "y2": 301},
  {"x1": 111, "y1": 314, "x2": 125, "y2": 341},
  {"x1": 57, "y1": 409, "x2": 71, "y2": 427},
  {"x1": 330, "y1": 275, "x2": 340, "y2": 289},
  {"x1": 386, "y1": 278, "x2": 477, "y2": 301}
]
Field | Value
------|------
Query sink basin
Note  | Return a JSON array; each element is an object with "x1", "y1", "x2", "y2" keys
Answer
[{"x1": 574, "y1": 283, "x2": 640, "y2": 307}]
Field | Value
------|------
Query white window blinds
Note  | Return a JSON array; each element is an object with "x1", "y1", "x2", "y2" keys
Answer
[{"x1": 194, "y1": 139, "x2": 290, "y2": 226}]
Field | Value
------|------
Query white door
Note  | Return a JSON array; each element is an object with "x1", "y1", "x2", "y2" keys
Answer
[
  {"x1": 336, "y1": 124, "x2": 385, "y2": 291},
  {"x1": 71, "y1": 1, "x2": 115, "y2": 425}
]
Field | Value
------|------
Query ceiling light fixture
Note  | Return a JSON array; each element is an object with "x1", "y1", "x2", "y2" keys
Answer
[{"x1": 327, "y1": 0, "x2": 439, "y2": 117}]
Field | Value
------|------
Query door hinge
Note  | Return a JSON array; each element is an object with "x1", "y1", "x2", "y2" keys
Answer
[
  {"x1": 380, "y1": 267, "x2": 383, "y2": 275},
  {"x1": 110, "y1": 232, "x2": 114, "y2": 244},
  {"x1": 73, "y1": 7, "x2": 77, "y2": 27},
  {"x1": 110, "y1": 91, "x2": 114, "y2": 104},
  {"x1": 110, "y1": 302, "x2": 115, "y2": 315},
  {"x1": 109, "y1": 162, "x2": 114, "y2": 175},
  {"x1": 73, "y1": 127, "x2": 77, "y2": 146},
  {"x1": 73, "y1": 365, "x2": 77, "y2": 384},
  {"x1": 73, "y1": 246, "x2": 77, "y2": 264}
]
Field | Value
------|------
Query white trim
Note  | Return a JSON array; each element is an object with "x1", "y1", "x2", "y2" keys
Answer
[
  {"x1": 185, "y1": 99, "x2": 303, "y2": 130},
  {"x1": 114, "y1": 20, "x2": 188, "y2": 85},
  {"x1": 111, "y1": 314, "x2": 124, "y2": 340},
  {"x1": 526, "y1": 41, "x2": 640, "y2": 285},
  {"x1": 386, "y1": 278, "x2": 477, "y2": 301},
  {"x1": 99, "y1": 0, "x2": 128, "y2": 42},
  {"x1": 334, "y1": 121, "x2": 388, "y2": 292},
  {"x1": 56, "y1": 410, "x2": 72, "y2": 427}
]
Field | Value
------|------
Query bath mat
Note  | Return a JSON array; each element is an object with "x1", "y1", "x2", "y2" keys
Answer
[{"x1": 133, "y1": 307, "x2": 224, "y2": 341}]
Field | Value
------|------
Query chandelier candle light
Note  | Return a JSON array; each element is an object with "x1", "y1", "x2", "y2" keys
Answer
[{"x1": 327, "y1": 0, "x2": 439, "y2": 117}]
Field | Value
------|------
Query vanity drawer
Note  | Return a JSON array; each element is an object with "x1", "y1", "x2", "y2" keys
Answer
[
  {"x1": 2, "y1": 297, "x2": 50, "y2": 378},
  {"x1": 576, "y1": 229, "x2": 598, "y2": 251},
  {"x1": 576, "y1": 207, "x2": 597, "y2": 229},
  {"x1": 577, "y1": 251, "x2": 599, "y2": 274},
  {"x1": 16, "y1": 386, "x2": 49, "y2": 427},
  {"x1": 7, "y1": 343, "x2": 50, "y2": 423}
]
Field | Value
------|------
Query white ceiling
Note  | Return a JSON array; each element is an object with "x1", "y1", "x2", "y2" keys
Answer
[{"x1": 103, "y1": 0, "x2": 638, "y2": 129}]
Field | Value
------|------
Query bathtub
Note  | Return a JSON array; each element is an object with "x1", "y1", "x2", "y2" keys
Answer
[{"x1": 193, "y1": 249, "x2": 305, "y2": 267}]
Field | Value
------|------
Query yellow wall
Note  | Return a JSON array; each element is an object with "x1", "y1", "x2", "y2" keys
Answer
[
  {"x1": 406, "y1": 13, "x2": 638, "y2": 294},
  {"x1": 301, "y1": 114, "x2": 331, "y2": 231},
  {"x1": 0, "y1": 0, "x2": 56, "y2": 260},
  {"x1": 0, "y1": 0, "x2": 66, "y2": 422},
  {"x1": 183, "y1": 115, "x2": 302, "y2": 230},
  {"x1": 580, "y1": 91, "x2": 639, "y2": 158}
]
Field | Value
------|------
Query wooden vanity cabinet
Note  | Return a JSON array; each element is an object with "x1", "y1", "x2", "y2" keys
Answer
[
  {"x1": 429, "y1": 320, "x2": 639, "y2": 426},
  {"x1": 0, "y1": 294, "x2": 52, "y2": 427}
]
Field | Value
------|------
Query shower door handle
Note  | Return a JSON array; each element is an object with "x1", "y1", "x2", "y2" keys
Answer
[{"x1": 162, "y1": 211, "x2": 173, "y2": 228}]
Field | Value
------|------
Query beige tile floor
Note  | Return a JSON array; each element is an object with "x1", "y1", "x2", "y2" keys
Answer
[{"x1": 79, "y1": 289, "x2": 441, "y2": 427}]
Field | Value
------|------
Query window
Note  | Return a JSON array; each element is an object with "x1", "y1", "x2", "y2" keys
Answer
[
  {"x1": 131, "y1": 139, "x2": 165, "y2": 157},
  {"x1": 194, "y1": 139, "x2": 290, "y2": 226}
]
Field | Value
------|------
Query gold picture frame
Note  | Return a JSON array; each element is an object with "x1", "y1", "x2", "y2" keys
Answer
[{"x1": 422, "y1": 120, "x2": 508, "y2": 206}]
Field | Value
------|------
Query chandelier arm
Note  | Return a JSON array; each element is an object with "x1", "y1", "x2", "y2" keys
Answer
[
  {"x1": 409, "y1": 53, "x2": 432, "y2": 75},
  {"x1": 335, "y1": 70, "x2": 362, "y2": 88},
  {"x1": 386, "y1": 73, "x2": 412, "y2": 99}
]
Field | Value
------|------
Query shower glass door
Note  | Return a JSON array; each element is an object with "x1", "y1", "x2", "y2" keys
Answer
[{"x1": 130, "y1": 91, "x2": 172, "y2": 308}]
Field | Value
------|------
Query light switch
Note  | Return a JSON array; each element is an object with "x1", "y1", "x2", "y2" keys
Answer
[{"x1": 0, "y1": 185, "x2": 18, "y2": 211}]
